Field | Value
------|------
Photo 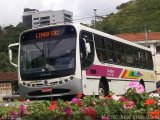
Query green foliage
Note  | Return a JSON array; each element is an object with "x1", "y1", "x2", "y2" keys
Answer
[
  {"x1": 94, "y1": 0, "x2": 160, "y2": 34},
  {"x1": 0, "y1": 22, "x2": 25, "y2": 72}
]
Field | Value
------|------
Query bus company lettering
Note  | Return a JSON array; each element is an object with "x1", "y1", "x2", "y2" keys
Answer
[
  {"x1": 106, "y1": 68, "x2": 114, "y2": 77},
  {"x1": 86, "y1": 65, "x2": 123, "y2": 78}
]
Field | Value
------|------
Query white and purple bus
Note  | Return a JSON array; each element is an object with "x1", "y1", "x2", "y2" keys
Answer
[{"x1": 8, "y1": 23, "x2": 156, "y2": 99}]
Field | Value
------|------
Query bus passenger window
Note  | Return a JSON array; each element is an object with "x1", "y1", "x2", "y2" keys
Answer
[
  {"x1": 125, "y1": 45, "x2": 135, "y2": 67},
  {"x1": 115, "y1": 42, "x2": 125, "y2": 65},
  {"x1": 108, "y1": 52, "x2": 116, "y2": 63},
  {"x1": 107, "y1": 40, "x2": 117, "y2": 64},
  {"x1": 94, "y1": 34, "x2": 107, "y2": 62},
  {"x1": 141, "y1": 50, "x2": 147, "y2": 69},
  {"x1": 146, "y1": 52, "x2": 153, "y2": 70},
  {"x1": 134, "y1": 48, "x2": 141, "y2": 68}
]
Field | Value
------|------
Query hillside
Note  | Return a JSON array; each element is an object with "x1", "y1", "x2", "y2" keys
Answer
[
  {"x1": 95, "y1": 0, "x2": 160, "y2": 34},
  {"x1": 0, "y1": 23, "x2": 25, "y2": 72}
]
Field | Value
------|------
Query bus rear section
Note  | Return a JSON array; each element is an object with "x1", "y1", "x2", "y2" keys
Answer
[{"x1": 78, "y1": 25, "x2": 156, "y2": 96}]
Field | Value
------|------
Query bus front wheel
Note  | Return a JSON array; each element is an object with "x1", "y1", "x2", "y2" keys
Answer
[
  {"x1": 139, "y1": 79, "x2": 146, "y2": 91},
  {"x1": 99, "y1": 81, "x2": 109, "y2": 98}
]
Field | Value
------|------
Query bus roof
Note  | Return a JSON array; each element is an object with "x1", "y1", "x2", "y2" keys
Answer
[
  {"x1": 21, "y1": 23, "x2": 151, "y2": 52},
  {"x1": 72, "y1": 23, "x2": 151, "y2": 52}
]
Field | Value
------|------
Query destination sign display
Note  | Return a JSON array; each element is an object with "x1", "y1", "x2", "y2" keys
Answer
[
  {"x1": 20, "y1": 25, "x2": 76, "y2": 42},
  {"x1": 35, "y1": 30, "x2": 60, "y2": 39}
]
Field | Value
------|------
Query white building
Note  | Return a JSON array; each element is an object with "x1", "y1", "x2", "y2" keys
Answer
[
  {"x1": 23, "y1": 8, "x2": 73, "y2": 29},
  {"x1": 117, "y1": 32, "x2": 160, "y2": 81}
]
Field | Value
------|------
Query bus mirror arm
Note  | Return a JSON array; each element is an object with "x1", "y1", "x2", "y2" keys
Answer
[
  {"x1": 8, "y1": 43, "x2": 19, "y2": 67},
  {"x1": 9, "y1": 49, "x2": 12, "y2": 61}
]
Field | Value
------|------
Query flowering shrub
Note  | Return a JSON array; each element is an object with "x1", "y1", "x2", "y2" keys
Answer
[{"x1": 0, "y1": 81, "x2": 160, "y2": 120}]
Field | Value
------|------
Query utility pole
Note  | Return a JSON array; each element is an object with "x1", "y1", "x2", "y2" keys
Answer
[
  {"x1": 144, "y1": 24, "x2": 148, "y2": 47},
  {"x1": 93, "y1": 8, "x2": 97, "y2": 28}
]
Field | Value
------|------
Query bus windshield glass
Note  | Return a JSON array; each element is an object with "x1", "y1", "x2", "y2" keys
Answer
[{"x1": 20, "y1": 26, "x2": 76, "y2": 80}]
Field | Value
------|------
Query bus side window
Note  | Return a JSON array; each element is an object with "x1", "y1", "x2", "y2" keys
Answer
[
  {"x1": 107, "y1": 40, "x2": 117, "y2": 64},
  {"x1": 115, "y1": 42, "x2": 125, "y2": 65},
  {"x1": 146, "y1": 51, "x2": 153, "y2": 70},
  {"x1": 134, "y1": 48, "x2": 141, "y2": 68},
  {"x1": 125, "y1": 45, "x2": 135, "y2": 67},
  {"x1": 140, "y1": 50, "x2": 147, "y2": 69},
  {"x1": 94, "y1": 35, "x2": 107, "y2": 62}
]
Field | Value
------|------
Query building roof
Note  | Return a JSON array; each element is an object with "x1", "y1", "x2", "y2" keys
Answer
[
  {"x1": 116, "y1": 32, "x2": 160, "y2": 42},
  {"x1": 0, "y1": 72, "x2": 17, "y2": 82}
]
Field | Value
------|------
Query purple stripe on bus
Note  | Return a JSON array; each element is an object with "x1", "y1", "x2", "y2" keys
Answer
[{"x1": 86, "y1": 65, "x2": 123, "y2": 78}]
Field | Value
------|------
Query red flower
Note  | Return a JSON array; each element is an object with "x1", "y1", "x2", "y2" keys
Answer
[
  {"x1": 76, "y1": 92, "x2": 83, "y2": 98},
  {"x1": 77, "y1": 101, "x2": 82, "y2": 107},
  {"x1": 48, "y1": 100, "x2": 57, "y2": 111},
  {"x1": 48, "y1": 104, "x2": 57, "y2": 111},
  {"x1": 105, "y1": 95, "x2": 112, "y2": 99},
  {"x1": 144, "y1": 99, "x2": 156, "y2": 105},
  {"x1": 81, "y1": 107, "x2": 96, "y2": 120},
  {"x1": 20, "y1": 98, "x2": 25, "y2": 102},
  {"x1": 51, "y1": 100, "x2": 57, "y2": 105},
  {"x1": 64, "y1": 107, "x2": 72, "y2": 117},
  {"x1": 148, "y1": 110, "x2": 160, "y2": 119}
]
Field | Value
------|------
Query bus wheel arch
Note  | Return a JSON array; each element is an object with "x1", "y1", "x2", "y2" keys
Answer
[
  {"x1": 99, "y1": 76, "x2": 109, "y2": 97},
  {"x1": 139, "y1": 79, "x2": 146, "y2": 91}
]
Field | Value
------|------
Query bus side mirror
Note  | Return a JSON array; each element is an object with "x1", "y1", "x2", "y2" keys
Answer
[
  {"x1": 8, "y1": 43, "x2": 19, "y2": 67},
  {"x1": 86, "y1": 42, "x2": 91, "y2": 54},
  {"x1": 82, "y1": 38, "x2": 91, "y2": 57}
]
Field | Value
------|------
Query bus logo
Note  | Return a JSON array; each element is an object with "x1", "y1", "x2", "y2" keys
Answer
[{"x1": 121, "y1": 70, "x2": 143, "y2": 79}]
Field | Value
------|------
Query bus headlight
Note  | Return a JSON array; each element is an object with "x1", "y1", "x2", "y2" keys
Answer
[
  {"x1": 64, "y1": 79, "x2": 68, "y2": 82},
  {"x1": 23, "y1": 82, "x2": 26, "y2": 85},
  {"x1": 44, "y1": 80, "x2": 48, "y2": 84},
  {"x1": 70, "y1": 76, "x2": 74, "y2": 80}
]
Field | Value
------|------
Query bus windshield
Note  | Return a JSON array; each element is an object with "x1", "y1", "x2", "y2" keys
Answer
[{"x1": 20, "y1": 26, "x2": 76, "y2": 80}]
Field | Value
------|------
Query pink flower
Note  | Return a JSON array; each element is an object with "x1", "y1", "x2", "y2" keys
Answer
[
  {"x1": 19, "y1": 104, "x2": 26, "y2": 114},
  {"x1": 71, "y1": 98, "x2": 78, "y2": 103},
  {"x1": 136, "y1": 84, "x2": 144, "y2": 93},
  {"x1": 101, "y1": 115, "x2": 109, "y2": 120},
  {"x1": 11, "y1": 111, "x2": 18, "y2": 119},
  {"x1": 119, "y1": 97, "x2": 128, "y2": 102},
  {"x1": 123, "y1": 101, "x2": 135, "y2": 109},
  {"x1": 128, "y1": 81, "x2": 139, "y2": 88}
]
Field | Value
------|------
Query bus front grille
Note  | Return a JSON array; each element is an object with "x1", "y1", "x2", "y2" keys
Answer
[{"x1": 28, "y1": 89, "x2": 71, "y2": 96}]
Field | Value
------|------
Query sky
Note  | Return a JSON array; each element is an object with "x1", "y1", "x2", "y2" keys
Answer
[{"x1": 0, "y1": 0, "x2": 129, "y2": 26}]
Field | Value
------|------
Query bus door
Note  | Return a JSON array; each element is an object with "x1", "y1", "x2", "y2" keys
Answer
[{"x1": 79, "y1": 31, "x2": 95, "y2": 95}]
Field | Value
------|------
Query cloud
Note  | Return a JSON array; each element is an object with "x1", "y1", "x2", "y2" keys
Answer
[{"x1": 0, "y1": 0, "x2": 129, "y2": 26}]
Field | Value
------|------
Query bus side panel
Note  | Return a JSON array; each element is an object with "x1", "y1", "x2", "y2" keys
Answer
[{"x1": 81, "y1": 70, "x2": 99, "y2": 95}]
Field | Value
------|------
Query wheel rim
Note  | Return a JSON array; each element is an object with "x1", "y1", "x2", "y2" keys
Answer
[{"x1": 99, "y1": 87, "x2": 104, "y2": 97}]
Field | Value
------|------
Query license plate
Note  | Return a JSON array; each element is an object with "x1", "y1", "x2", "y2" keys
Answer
[{"x1": 41, "y1": 88, "x2": 52, "y2": 93}]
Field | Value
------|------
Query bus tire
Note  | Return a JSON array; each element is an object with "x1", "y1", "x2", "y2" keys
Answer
[
  {"x1": 139, "y1": 79, "x2": 145, "y2": 91},
  {"x1": 99, "y1": 77, "x2": 109, "y2": 97}
]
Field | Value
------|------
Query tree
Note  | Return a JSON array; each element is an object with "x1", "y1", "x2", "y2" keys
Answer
[{"x1": 94, "y1": 0, "x2": 160, "y2": 34}]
